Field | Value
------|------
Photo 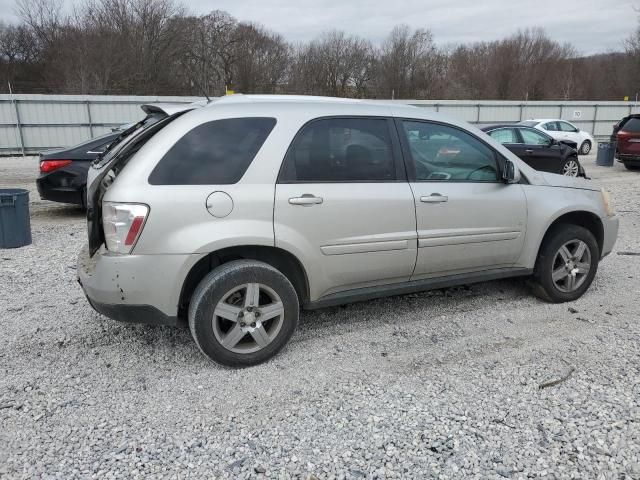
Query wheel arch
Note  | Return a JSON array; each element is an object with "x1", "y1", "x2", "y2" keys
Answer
[
  {"x1": 537, "y1": 210, "x2": 604, "y2": 260},
  {"x1": 178, "y1": 245, "x2": 310, "y2": 318}
]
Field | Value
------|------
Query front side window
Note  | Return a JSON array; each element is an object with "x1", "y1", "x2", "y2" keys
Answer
[
  {"x1": 520, "y1": 128, "x2": 551, "y2": 145},
  {"x1": 558, "y1": 121, "x2": 578, "y2": 132},
  {"x1": 488, "y1": 128, "x2": 518, "y2": 144},
  {"x1": 544, "y1": 122, "x2": 558, "y2": 131},
  {"x1": 149, "y1": 117, "x2": 276, "y2": 185},
  {"x1": 279, "y1": 117, "x2": 396, "y2": 182},
  {"x1": 402, "y1": 121, "x2": 498, "y2": 182}
]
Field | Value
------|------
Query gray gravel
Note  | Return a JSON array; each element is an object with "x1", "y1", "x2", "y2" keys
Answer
[{"x1": 1, "y1": 156, "x2": 639, "y2": 479}]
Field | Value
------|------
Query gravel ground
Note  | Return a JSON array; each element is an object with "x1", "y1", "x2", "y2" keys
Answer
[{"x1": 1, "y1": 156, "x2": 639, "y2": 479}]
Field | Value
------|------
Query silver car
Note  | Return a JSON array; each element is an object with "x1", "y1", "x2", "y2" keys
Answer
[{"x1": 77, "y1": 95, "x2": 619, "y2": 367}]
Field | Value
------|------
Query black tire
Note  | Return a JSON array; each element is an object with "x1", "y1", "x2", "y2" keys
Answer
[
  {"x1": 624, "y1": 163, "x2": 640, "y2": 171},
  {"x1": 531, "y1": 224, "x2": 599, "y2": 303},
  {"x1": 188, "y1": 260, "x2": 299, "y2": 367},
  {"x1": 579, "y1": 140, "x2": 591, "y2": 155},
  {"x1": 560, "y1": 157, "x2": 580, "y2": 177}
]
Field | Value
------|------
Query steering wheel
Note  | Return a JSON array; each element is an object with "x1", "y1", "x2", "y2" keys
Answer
[{"x1": 466, "y1": 165, "x2": 496, "y2": 181}]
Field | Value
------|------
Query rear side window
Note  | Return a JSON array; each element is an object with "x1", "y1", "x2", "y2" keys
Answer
[
  {"x1": 621, "y1": 117, "x2": 640, "y2": 133},
  {"x1": 544, "y1": 122, "x2": 558, "y2": 131},
  {"x1": 149, "y1": 117, "x2": 276, "y2": 185},
  {"x1": 279, "y1": 117, "x2": 397, "y2": 182}
]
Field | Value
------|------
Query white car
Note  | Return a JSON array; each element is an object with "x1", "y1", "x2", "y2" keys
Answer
[{"x1": 520, "y1": 119, "x2": 596, "y2": 155}]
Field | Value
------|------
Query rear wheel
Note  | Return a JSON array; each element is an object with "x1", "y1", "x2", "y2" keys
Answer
[
  {"x1": 531, "y1": 224, "x2": 599, "y2": 303},
  {"x1": 188, "y1": 260, "x2": 299, "y2": 367},
  {"x1": 624, "y1": 163, "x2": 640, "y2": 171},
  {"x1": 561, "y1": 157, "x2": 580, "y2": 177},
  {"x1": 579, "y1": 140, "x2": 592, "y2": 155}
]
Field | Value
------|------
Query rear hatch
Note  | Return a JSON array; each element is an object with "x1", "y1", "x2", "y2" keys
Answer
[
  {"x1": 86, "y1": 103, "x2": 198, "y2": 256},
  {"x1": 615, "y1": 115, "x2": 640, "y2": 156}
]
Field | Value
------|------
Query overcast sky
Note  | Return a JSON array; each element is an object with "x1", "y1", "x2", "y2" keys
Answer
[{"x1": 1, "y1": 0, "x2": 637, "y2": 54}]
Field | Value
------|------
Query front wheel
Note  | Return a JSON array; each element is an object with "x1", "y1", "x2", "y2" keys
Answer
[
  {"x1": 624, "y1": 163, "x2": 640, "y2": 171},
  {"x1": 188, "y1": 260, "x2": 299, "y2": 367},
  {"x1": 561, "y1": 157, "x2": 580, "y2": 177},
  {"x1": 579, "y1": 140, "x2": 592, "y2": 155},
  {"x1": 531, "y1": 224, "x2": 599, "y2": 303}
]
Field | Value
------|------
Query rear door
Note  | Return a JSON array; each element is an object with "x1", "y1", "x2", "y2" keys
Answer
[
  {"x1": 274, "y1": 117, "x2": 417, "y2": 300},
  {"x1": 398, "y1": 119, "x2": 527, "y2": 278}
]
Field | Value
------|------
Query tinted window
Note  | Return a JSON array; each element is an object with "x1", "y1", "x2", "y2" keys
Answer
[
  {"x1": 559, "y1": 121, "x2": 578, "y2": 132},
  {"x1": 149, "y1": 117, "x2": 276, "y2": 185},
  {"x1": 488, "y1": 128, "x2": 518, "y2": 144},
  {"x1": 520, "y1": 128, "x2": 550, "y2": 145},
  {"x1": 402, "y1": 121, "x2": 498, "y2": 182},
  {"x1": 544, "y1": 122, "x2": 558, "y2": 131},
  {"x1": 621, "y1": 117, "x2": 640, "y2": 133},
  {"x1": 280, "y1": 118, "x2": 396, "y2": 182}
]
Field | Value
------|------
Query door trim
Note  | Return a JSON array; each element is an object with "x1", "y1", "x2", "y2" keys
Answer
[
  {"x1": 321, "y1": 239, "x2": 410, "y2": 255},
  {"x1": 303, "y1": 267, "x2": 532, "y2": 309}
]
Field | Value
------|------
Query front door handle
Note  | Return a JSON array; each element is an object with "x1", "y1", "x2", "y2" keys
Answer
[
  {"x1": 525, "y1": 149, "x2": 534, "y2": 154},
  {"x1": 420, "y1": 193, "x2": 448, "y2": 203},
  {"x1": 289, "y1": 194, "x2": 323, "y2": 206}
]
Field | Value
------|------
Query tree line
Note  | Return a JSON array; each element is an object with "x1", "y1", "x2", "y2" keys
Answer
[{"x1": 0, "y1": 0, "x2": 638, "y2": 100}]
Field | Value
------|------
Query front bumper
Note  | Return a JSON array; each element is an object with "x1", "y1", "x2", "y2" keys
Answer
[
  {"x1": 77, "y1": 244, "x2": 205, "y2": 326},
  {"x1": 601, "y1": 215, "x2": 619, "y2": 259}
]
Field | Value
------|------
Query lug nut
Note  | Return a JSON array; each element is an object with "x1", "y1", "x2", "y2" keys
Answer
[
  {"x1": 246, "y1": 306, "x2": 253, "y2": 312},
  {"x1": 254, "y1": 311, "x2": 260, "y2": 318},
  {"x1": 251, "y1": 322, "x2": 257, "y2": 328}
]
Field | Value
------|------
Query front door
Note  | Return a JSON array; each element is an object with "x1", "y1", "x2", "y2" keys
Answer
[
  {"x1": 518, "y1": 127, "x2": 563, "y2": 174},
  {"x1": 397, "y1": 119, "x2": 527, "y2": 279},
  {"x1": 274, "y1": 117, "x2": 417, "y2": 300}
]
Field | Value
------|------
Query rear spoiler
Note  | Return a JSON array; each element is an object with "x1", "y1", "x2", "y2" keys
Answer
[{"x1": 140, "y1": 100, "x2": 208, "y2": 117}]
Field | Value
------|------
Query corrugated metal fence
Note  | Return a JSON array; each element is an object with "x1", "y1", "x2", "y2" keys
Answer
[{"x1": 1, "y1": 94, "x2": 639, "y2": 155}]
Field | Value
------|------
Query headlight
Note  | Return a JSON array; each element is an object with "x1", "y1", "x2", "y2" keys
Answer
[{"x1": 601, "y1": 188, "x2": 615, "y2": 217}]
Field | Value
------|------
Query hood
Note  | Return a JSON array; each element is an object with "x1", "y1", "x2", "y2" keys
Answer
[{"x1": 539, "y1": 171, "x2": 600, "y2": 191}]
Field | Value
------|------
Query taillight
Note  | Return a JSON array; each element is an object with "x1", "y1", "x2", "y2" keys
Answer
[
  {"x1": 102, "y1": 202, "x2": 149, "y2": 254},
  {"x1": 40, "y1": 159, "x2": 72, "y2": 173}
]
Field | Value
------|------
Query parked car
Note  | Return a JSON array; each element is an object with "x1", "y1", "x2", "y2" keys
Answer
[
  {"x1": 611, "y1": 114, "x2": 640, "y2": 170},
  {"x1": 481, "y1": 124, "x2": 585, "y2": 177},
  {"x1": 36, "y1": 103, "x2": 197, "y2": 207},
  {"x1": 77, "y1": 95, "x2": 618, "y2": 367},
  {"x1": 519, "y1": 119, "x2": 595, "y2": 155},
  {"x1": 37, "y1": 131, "x2": 120, "y2": 206}
]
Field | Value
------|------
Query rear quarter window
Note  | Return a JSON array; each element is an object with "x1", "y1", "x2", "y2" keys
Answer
[
  {"x1": 621, "y1": 117, "x2": 640, "y2": 133},
  {"x1": 148, "y1": 117, "x2": 276, "y2": 185}
]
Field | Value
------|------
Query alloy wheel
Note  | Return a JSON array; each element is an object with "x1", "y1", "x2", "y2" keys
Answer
[
  {"x1": 212, "y1": 283, "x2": 285, "y2": 354},
  {"x1": 551, "y1": 240, "x2": 592, "y2": 293},
  {"x1": 563, "y1": 159, "x2": 580, "y2": 177}
]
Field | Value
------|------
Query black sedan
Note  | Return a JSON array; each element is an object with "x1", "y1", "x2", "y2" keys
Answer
[
  {"x1": 36, "y1": 130, "x2": 120, "y2": 207},
  {"x1": 481, "y1": 124, "x2": 585, "y2": 177}
]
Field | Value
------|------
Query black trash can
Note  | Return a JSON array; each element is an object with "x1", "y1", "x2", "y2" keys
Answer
[
  {"x1": 0, "y1": 189, "x2": 32, "y2": 248},
  {"x1": 596, "y1": 142, "x2": 615, "y2": 167}
]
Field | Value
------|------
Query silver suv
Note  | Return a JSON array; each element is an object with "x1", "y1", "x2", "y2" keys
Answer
[{"x1": 78, "y1": 95, "x2": 619, "y2": 367}]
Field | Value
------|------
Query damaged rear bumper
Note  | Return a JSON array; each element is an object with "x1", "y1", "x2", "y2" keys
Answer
[{"x1": 77, "y1": 244, "x2": 204, "y2": 326}]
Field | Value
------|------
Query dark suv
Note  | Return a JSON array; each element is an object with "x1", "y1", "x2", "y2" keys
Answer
[{"x1": 613, "y1": 114, "x2": 640, "y2": 170}]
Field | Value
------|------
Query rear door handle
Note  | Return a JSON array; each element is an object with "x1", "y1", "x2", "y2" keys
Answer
[
  {"x1": 420, "y1": 194, "x2": 448, "y2": 203},
  {"x1": 525, "y1": 149, "x2": 534, "y2": 154},
  {"x1": 289, "y1": 194, "x2": 323, "y2": 206}
]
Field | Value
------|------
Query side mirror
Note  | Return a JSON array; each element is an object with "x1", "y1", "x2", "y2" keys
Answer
[{"x1": 502, "y1": 159, "x2": 521, "y2": 184}]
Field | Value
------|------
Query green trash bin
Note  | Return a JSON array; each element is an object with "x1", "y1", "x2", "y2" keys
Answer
[{"x1": 0, "y1": 189, "x2": 32, "y2": 248}]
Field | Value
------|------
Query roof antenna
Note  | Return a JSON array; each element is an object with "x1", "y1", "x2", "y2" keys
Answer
[{"x1": 190, "y1": 77, "x2": 211, "y2": 103}]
